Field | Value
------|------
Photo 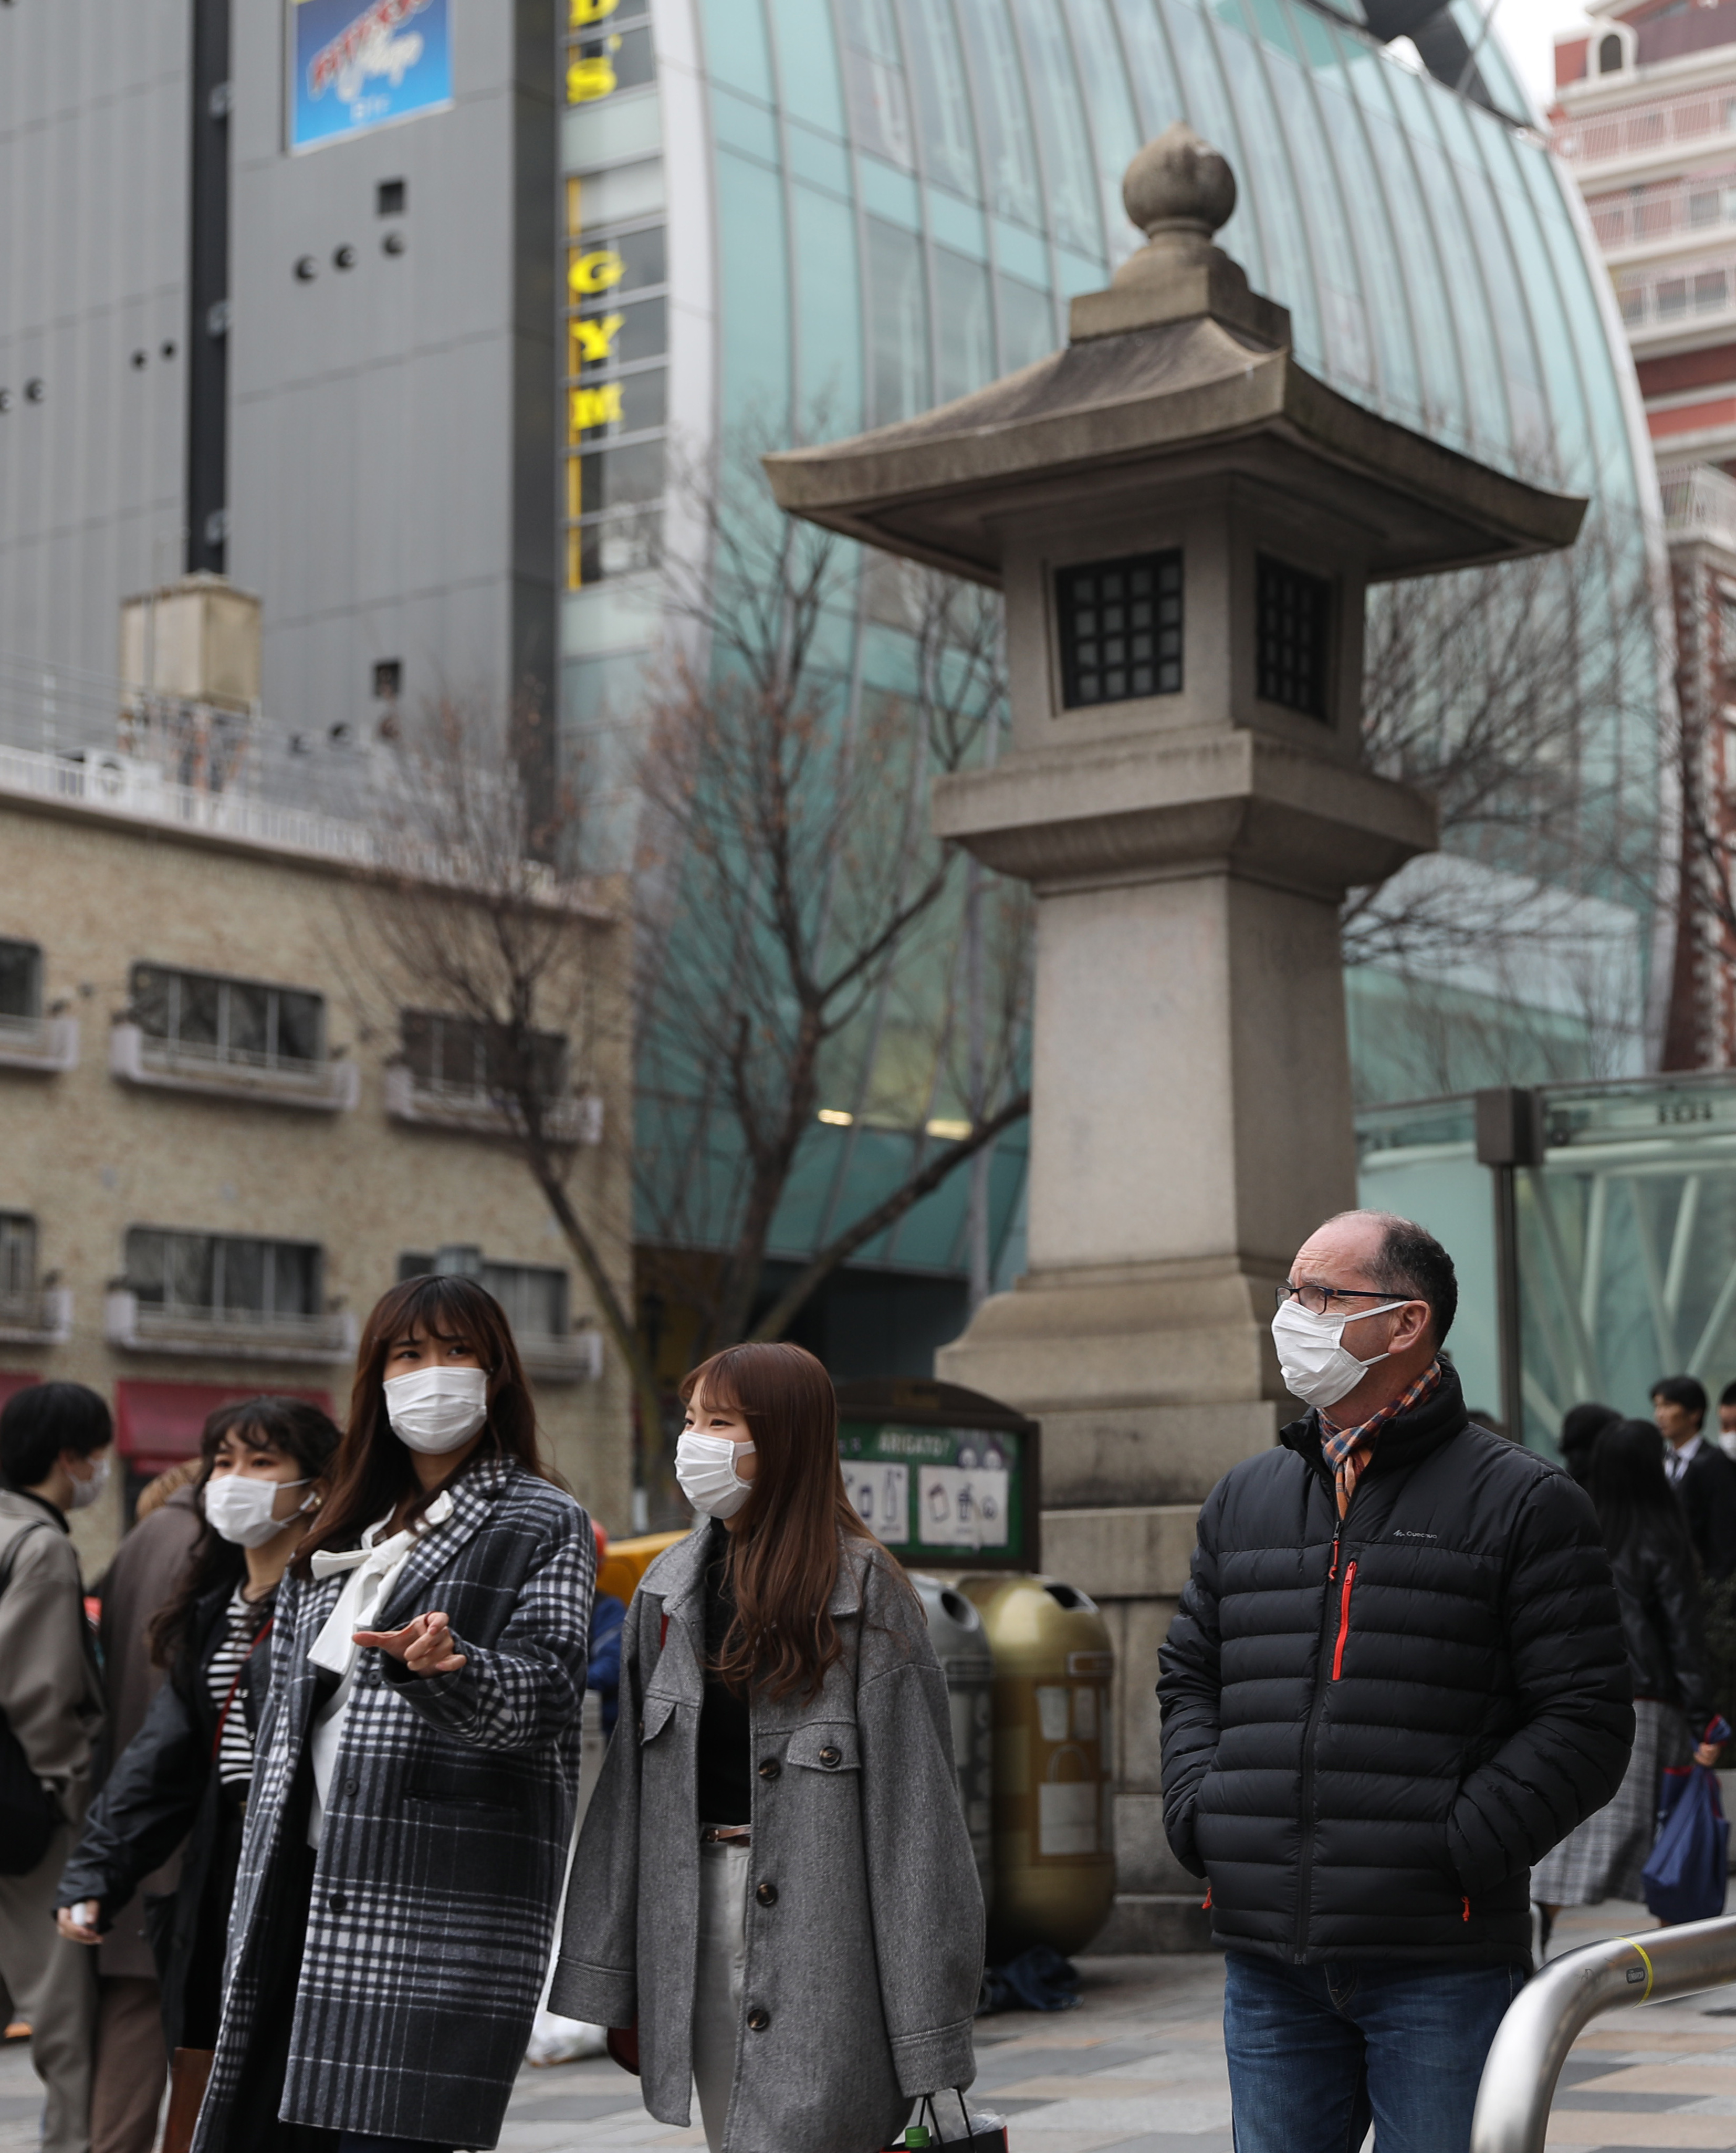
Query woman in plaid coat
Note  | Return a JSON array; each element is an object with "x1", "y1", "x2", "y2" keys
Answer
[{"x1": 191, "y1": 1274, "x2": 594, "y2": 2153}]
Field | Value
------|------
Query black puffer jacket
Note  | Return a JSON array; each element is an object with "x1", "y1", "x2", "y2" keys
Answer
[
  {"x1": 1612, "y1": 1519, "x2": 1714, "y2": 1728},
  {"x1": 1158, "y1": 1365, "x2": 1634, "y2": 1967}
]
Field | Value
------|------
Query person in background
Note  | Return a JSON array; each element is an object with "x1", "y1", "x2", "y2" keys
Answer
[
  {"x1": 1718, "y1": 1380, "x2": 1736, "y2": 1464},
  {"x1": 1560, "y1": 1402, "x2": 1623, "y2": 1487},
  {"x1": 136, "y1": 1460, "x2": 203, "y2": 1521},
  {"x1": 551, "y1": 1341, "x2": 983, "y2": 2153},
  {"x1": 1654, "y1": 1375, "x2": 1736, "y2": 1581},
  {"x1": 587, "y1": 1524, "x2": 625, "y2": 1740},
  {"x1": 57, "y1": 1399, "x2": 340, "y2": 2119},
  {"x1": 0, "y1": 1384, "x2": 113, "y2": 2153},
  {"x1": 1534, "y1": 1419, "x2": 1724, "y2": 1941},
  {"x1": 83, "y1": 1458, "x2": 202, "y2": 2153}
]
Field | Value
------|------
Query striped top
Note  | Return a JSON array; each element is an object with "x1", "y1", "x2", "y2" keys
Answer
[{"x1": 207, "y1": 1585, "x2": 274, "y2": 1788}]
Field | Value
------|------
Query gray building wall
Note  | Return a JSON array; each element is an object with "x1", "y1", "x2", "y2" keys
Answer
[
  {"x1": 0, "y1": 0, "x2": 190, "y2": 684},
  {"x1": 227, "y1": 0, "x2": 557, "y2": 747}
]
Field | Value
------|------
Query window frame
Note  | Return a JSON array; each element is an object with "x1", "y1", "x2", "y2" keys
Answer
[{"x1": 128, "y1": 960, "x2": 327, "y2": 1071}]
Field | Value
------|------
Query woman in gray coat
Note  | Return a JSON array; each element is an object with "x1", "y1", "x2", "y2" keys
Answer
[
  {"x1": 190, "y1": 1274, "x2": 594, "y2": 2153},
  {"x1": 551, "y1": 1341, "x2": 983, "y2": 2153}
]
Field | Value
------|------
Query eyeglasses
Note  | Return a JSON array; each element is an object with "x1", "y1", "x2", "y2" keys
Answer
[{"x1": 1274, "y1": 1284, "x2": 1402, "y2": 1316}]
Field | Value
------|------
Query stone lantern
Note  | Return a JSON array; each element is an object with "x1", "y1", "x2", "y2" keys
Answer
[{"x1": 764, "y1": 126, "x2": 1585, "y2": 1946}]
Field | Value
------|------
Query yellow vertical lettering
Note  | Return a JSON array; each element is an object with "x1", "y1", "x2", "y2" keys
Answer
[
  {"x1": 567, "y1": 52, "x2": 618, "y2": 102},
  {"x1": 570, "y1": 0, "x2": 620, "y2": 22},
  {"x1": 569, "y1": 383, "x2": 624, "y2": 438},
  {"x1": 568, "y1": 248, "x2": 625, "y2": 296},
  {"x1": 571, "y1": 313, "x2": 624, "y2": 363}
]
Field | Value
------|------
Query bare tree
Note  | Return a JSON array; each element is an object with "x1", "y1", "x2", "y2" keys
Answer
[
  {"x1": 346, "y1": 691, "x2": 664, "y2": 1482},
  {"x1": 632, "y1": 438, "x2": 1032, "y2": 1364},
  {"x1": 1345, "y1": 510, "x2": 1665, "y2": 1082}
]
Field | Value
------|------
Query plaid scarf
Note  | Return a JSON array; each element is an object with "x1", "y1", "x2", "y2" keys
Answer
[{"x1": 1319, "y1": 1361, "x2": 1442, "y2": 1520}]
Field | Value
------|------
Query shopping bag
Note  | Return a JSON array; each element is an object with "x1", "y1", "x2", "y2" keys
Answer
[
  {"x1": 1643, "y1": 1762, "x2": 1729, "y2": 1926},
  {"x1": 886, "y1": 2090, "x2": 1009, "y2": 2153}
]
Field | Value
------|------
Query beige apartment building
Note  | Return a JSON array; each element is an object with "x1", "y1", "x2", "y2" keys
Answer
[{"x1": 0, "y1": 735, "x2": 633, "y2": 1577}]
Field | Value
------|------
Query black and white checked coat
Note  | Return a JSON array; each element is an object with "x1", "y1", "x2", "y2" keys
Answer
[{"x1": 191, "y1": 1457, "x2": 593, "y2": 2152}]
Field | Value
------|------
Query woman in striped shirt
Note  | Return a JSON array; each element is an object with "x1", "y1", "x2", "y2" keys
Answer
[{"x1": 56, "y1": 1397, "x2": 341, "y2": 2066}]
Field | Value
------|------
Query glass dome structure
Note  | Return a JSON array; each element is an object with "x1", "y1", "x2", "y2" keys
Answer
[{"x1": 558, "y1": 0, "x2": 1664, "y2": 1347}]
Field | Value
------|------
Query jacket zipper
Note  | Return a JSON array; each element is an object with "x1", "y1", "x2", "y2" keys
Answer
[
  {"x1": 1330, "y1": 1562, "x2": 1357, "y2": 1681},
  {"x1": 1293, "y1": 1508, "x2": 1350, "y2": 1960}
]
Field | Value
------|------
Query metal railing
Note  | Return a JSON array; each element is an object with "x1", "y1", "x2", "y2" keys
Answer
[{"x1": 1470, "y1": 1915, "x2": 1736, "y2": 2153}]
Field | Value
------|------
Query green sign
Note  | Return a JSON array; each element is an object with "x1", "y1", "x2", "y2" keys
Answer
[{"x1": 838, "y1": 1420, "x2": 1031, "y2": 1568}]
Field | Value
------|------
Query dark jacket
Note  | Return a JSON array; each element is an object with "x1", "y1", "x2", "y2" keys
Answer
[
  {"x1": 91, "y1": 1487, "x2": 203, "y2": 1981},
  {"x1": 59, "y1": 1582, "x2": 269, "y2": 2051},
  {"x1": 1676, "y1": 1441, "x2": 1736, "y2": 1583},
  {"x1": 1157, "y1": 1364, "x2": 1634, "y2": 1967},
  {"x1": 1610, "y1": 1517, "x2": 1715, "y2": 1730}
]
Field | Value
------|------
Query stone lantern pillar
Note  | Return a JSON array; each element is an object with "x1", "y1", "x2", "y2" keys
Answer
[{"x1": 764, "y1": 126, "x2": 1585, "y2": 1948}]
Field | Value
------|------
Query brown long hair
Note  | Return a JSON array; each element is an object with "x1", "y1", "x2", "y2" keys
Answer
[
  {"x1": 294, "y1": 1274, "x2": 553, "y2": 1576},
  {"x1": 149, "y1": 1396, "x2": 342, "y2": 1669},
  {"x1": 682, "y1": 1341, "x2": 885, "y2": 1700}
]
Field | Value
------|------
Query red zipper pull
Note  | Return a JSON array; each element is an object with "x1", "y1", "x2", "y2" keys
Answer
[
  {"x1": 1201, "y1": 1885, "x2": 1213, "y2": 1911},
  {"x1": 1461, "y1": 1896, "x2": 1471, "y2": 1923},
  {"x1": 1328, "y1": 1529, "x2": 1342, "y2": 1582},
  {"x1": 1331, "y1": 1561, "x2": 1357, "y2": 1680}
]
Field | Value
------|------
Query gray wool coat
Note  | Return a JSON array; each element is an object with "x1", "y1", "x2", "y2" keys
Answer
[
  {"x1": 549, "y1": 1524, "x2": 983, "y2": 2153},
  {"x1": 191, "y1": 1458, "x2": 593, "y2": 2153}
]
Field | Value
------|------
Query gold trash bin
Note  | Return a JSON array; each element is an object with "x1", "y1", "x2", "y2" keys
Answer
[{"x1": 961, "y1": 1574, "x2": 1116, "y2": 1958}]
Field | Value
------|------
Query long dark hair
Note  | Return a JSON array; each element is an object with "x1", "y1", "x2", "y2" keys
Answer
[
  {"x1": 1588, "y1": 1417, "x2": 1696, "y2": 1566},
  {"x1": 295, "y1": 1274, "x2": 552, "y2": 1575},
  {"x1": 149, "y1": 1396, "x2": 342, "y2": 1669},
  {"x1": 682, "y1": 1341, "x2": 890, "y2": 1702}
]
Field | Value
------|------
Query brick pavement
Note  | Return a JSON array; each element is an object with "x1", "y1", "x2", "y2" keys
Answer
[{"x1": 12, "y1": 1906, "x2": 1736, "y2": 2151}]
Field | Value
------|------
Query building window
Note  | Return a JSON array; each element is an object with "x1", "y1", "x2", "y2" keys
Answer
[
  {"x1": 400, "y1": 1011, "x2": 569, "y2": 1101},
  {"x1": 0, "y1": 940, "x2": 41, "y2": 1021},
  {"x1": 399, "y1": 1251, "x2": 569, "y2": 1337},
  {"x1": 373, "y1": 659, "x2": 402, "y2": 699},
  {"x1": 0, "y1": 1215, "x2": 36, "y2": 1301},
  {"x1": 1597, "y1": 31, "x2": 1625, "y2": 73},
  {"x1": 1256, "y1": 556, "x2": 1333, "y2": 720},
  {"x1": 124, "y1": 1228, "x2": 322, "y2": 1318},
  {"x1": 130, "y1": 964, "x2": 323, "y2": 1070},
  {"x1": 1055, "y1": 552, "x2": 1183, "y2": 709},
  {"x1": 377, "y1": 179, "x2": 405, "y2": 215}
]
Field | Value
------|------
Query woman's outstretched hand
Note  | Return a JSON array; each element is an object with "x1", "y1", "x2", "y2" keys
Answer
[
  {"x1": 1696, "y1": 1740, "x2": 1724, "y2": 1768},
  {"x1": 354, "y1": 1609, "x2": 468, "y2": 1676}
]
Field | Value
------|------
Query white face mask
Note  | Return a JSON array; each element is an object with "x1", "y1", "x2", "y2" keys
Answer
[
  {"x1": 67, "y1": 1451, "x2": 110, "y2": 1512},
  {"x1": 204, "y1": 1473, "x2": 312, "y2": 1549},
  {"x1": 383, "y1": 1365, "x2": 490, "y2": 1454},
  {"x1": 1271, "y1": 1298, "x2": 1408, "y2": 1411},
  {"x1": 676, "y1": 1429, "x2": 757, "y2": 1519}
]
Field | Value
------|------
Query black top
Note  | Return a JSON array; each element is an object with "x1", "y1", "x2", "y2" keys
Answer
[
  {"x1": 1158, "y1": 1362, "x2": 1634, "y2": 1969},
  {"x1": 1610, "y1": 1518, "x2": 1714, "y2": 1726},
  {"x1": 1675, "y1": 1441, "x2": 1736, "y2": 1582},
  {"x1": 696, "y1": 1521, "x2": 751, "y2": 1826}
]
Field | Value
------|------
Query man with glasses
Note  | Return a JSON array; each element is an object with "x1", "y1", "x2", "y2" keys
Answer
[{"x1": 1159, "y1": 1209, "x2": 1633, "y2": 2153}]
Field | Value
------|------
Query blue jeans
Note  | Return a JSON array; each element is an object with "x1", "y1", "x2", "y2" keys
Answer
[{"x1": 1223, "y1": 1952, "x2": 1526, "y2": 2153}]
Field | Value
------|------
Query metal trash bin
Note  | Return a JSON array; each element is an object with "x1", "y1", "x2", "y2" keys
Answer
[
  {"x1": 910, "y1": 1572, "x2": 996, "y2": 1915},
  {"x1": 961, "y1": 1573, "x2": 1116, "y2": 1958}
]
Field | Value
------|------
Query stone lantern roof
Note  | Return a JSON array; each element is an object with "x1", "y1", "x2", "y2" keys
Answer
[{"x1": 763, "y1": 123, "x2": 1586, "y2": 587}]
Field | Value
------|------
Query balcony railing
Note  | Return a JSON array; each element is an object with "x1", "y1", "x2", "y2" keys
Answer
[
  {"x1": 1662, "y1": 463, "x2": 1736, "y2": 553},
  {"x1": 517, "y1": 1328, "x2": 604, "y2": 1384},
  {"x1": 109, "y1": 1023, "x2": 361, "y2": 1111},
  {"x1": 0, "y1": 1286, "x2": 73, "y2": 1345},
  {"x1": 1589, "y1": 166, "x2": 1736, "y2": 252},
  {"x1": 1614, "y1": 247, "x2": 1736, "y2": 334},
  {"x1": 1557, "y1": 85, "x2": 1736, "y2": 168},
  {"x1": 0, "y1": 1012, "x2": 79, "y2": 1074},
  {"x1": 105, "y1": 1290, "x2": 359, "y2": 1364},
  {"x1": 384, "y1": 1064, "x2": 604, "y2": 1145}
]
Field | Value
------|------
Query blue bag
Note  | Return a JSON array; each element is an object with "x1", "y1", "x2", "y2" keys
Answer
[{"x1": 1643, "y1": 1762, "x2": 1730, "y2": 1926}]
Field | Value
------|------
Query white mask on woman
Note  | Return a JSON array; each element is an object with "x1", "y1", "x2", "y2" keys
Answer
[
  {"x1": 67, "y1": 1451, "x2": 110, "y2": 1511},
  {"x1": 383, "y1": 1365, "x2": 490, "y2": 1454},
  {"x1": 204, "y1": 1473, "x2": 312, "y2": 1548},
  {"x1": 676, "y1": 1430, "x2": 757, "y2": 1519}
]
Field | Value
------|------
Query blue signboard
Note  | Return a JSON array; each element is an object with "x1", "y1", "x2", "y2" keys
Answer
[{"x1": 289, "y1": 0, "x2": 452, "y2": 153}]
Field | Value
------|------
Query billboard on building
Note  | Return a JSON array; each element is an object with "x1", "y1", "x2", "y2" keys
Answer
[{"x1": 288, "y1": 0, "x2": 453, "y2": 153}]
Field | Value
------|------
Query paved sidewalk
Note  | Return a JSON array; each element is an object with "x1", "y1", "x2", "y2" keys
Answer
[{"x1": 10, "y1": 1906, "x2": 1736, "y2": 2151}]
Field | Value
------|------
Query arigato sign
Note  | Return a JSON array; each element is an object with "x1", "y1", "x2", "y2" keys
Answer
[{"x1": 289, "y1": 0, "x2": 453, "y2": 152}]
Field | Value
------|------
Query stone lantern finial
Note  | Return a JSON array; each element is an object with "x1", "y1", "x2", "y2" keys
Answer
[{"x1": 1069, "y1": 123, "x2": 1290, "y2": 349}]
